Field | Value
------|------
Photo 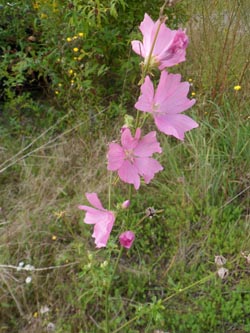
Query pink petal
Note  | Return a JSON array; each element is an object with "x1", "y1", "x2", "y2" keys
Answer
[
  {"x1": 153, "y1": 22, "x2": 175, "y2": 57},
  {"x1": 134, "y1": 157, "x2": 163, "y2": 184},
  {"x1": 158, "y1": 91, "x2": 196, "y2": 114},
  {"x1": 85, "y1": 192, "x2": 104, "y2": 210},
  {"x1": 154, "y1": 114, "x2": 199, "y2": 140},
  {"x1": 134, "y1": 76, "x2": 154, "y2": 112},
  {"x1": 92, "y1": 212, "x2": 115, "y2": 248},
  {"x1": 140, "y1": 13, "x2": 155, "y2": 55},
  {"x1": 158, "y1": 30, "x2": 188, "y2": 68},
  {"x1": 107, "y1": 143, "x2": 125, "y2": 171},
  {"x1": 155, "y1": 72, "x2": 181, "y2": 104},
  {"x1": 83, "y1": 208, "x2": 109, "y2": 225},
  {"x1": 118, "y1": 160, "x2": 140, "y2": 190},
  {"x1": 131, "y1": 40, "x2": 145, "y2": 57},
  {"x1": 121, "y1": 128, "x2": 140, "y2": 150},
  {"x1": 134, "y1": 131, "x2": 162, "y2": 157}
]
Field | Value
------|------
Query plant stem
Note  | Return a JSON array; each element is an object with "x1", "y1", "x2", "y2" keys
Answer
[
  {"x1": 108, "y1": 172, "x2": 113, "y2": 210},
  {"x1": 161, "y1": 272, "x2": 216, "y2": 303},
  {"x1": 112, "y1": 272, "x2": 216, "y2": 333},
  {"x1": 105, "y1": 247, "x2": 124, "y2": 333}
]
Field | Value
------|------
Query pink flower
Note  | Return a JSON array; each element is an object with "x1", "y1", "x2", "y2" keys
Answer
[
  {"x1": 135, "y1": 71, "x2": 198, "y2": 140},
  {"x1": 121, "y1": 200, "x2": 130, "y2": 209},
  {"x1": 131, "y1": 13, "x2": 188, "y2": 70},
  {"x1": 119, "y1": 231, "x2": 135, "y2": 249},
  {"x1": 78, "y1": 193, "x2": 115, "y2": 248},
  {"x1": 107, "y1": 128, "x2": 163, "y2": 190}
]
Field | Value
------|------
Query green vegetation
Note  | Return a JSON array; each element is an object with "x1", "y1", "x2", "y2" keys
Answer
[{"x1": 0, "y1": 0, "x2": 250, "y2": 332}]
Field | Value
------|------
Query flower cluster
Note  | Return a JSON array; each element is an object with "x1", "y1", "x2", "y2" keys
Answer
[{"x1": 79, "y1": 13, "x2": 198, "y2": 248}]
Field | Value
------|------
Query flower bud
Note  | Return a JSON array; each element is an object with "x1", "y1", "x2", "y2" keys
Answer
[
  {"x1": 215, "y1": 255, "x2": 227, "y2": 266},
  {"x1": 119, "y1": 231, "x2": 135, "y2": 249},
  {"x1": 217, "y1": 267, "x2": 229, "y2": 279},
  {"x1": 121, "y1": 200, "x2": 130, "y2": 209}
]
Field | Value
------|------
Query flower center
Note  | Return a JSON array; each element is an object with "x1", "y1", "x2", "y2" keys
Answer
[
  {"x1": 125, "y1": 149, "x2": 135, "y2": 163},
  {"x1": 152, "y1": 103, "x2": 160, "y2": 114}
]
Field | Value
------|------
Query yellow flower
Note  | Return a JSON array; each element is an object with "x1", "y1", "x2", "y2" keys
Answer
[
  {"x1": 191, "y1": 92, "x2": 196, "y2": 96},
  {"x1": 40, "y1": 13, "x2": 48, "y2": 19},
  {"x1": 73, "y1": 47, "x2": 79, "y2": 53},
  {"x1": 33, "y1": 3, "x2": 39, "y2": 9},
  {"x1": 58, "y1": 83, "x2": 62, "y2": 87},
  {"x1": 71, "y1": 80, "x2": 74, "y2": 85},
  {"x1": 73, "y1": 36, "x2": 78, "y2": 40},
  {"x1": 52, "y1": 235, "x2": 57, "y2": 241},
  {"x1": 66, "y1": 37, "x2": 72, "y2": 42},
  {"x1": 78, "y1": 32, "x2": 84, "y2": 37},
  {"x1": 54, "y1": 210, "x2": 66, "y2": 218},
  {"x1": 234, "y1": 85, "x2": 241, "y2": 91},
  {"x1": 55, "y1": 91, "x2": 59, "y2": 95},
  {"x1": 68, "y1": 69, "x2": 74, "y2": 75},
  {"x1": 33, "y1": 312, "x2": 38, "y2": 318},
  {"x1": 73, "y1": 57, "x2": 77, "y2": 60},
  {"x1": 188, "y1": 78, "x2": 193, "y2": 82}
]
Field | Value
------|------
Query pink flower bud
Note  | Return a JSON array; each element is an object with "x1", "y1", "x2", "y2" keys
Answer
[
  {"x1": 119, "y1": 231, "x2": 135, "y2": 249},
  {"x1": 121, "y1": 200, "x2": 130, "y2": 209}
]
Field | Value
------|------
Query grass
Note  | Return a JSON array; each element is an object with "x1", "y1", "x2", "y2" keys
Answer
[{"x1": 1, "y1": 0, "x2": 250, "y2": 332}]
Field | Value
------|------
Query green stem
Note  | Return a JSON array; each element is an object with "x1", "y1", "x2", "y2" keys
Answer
[
  {"x1": 108, "y1": 172, "x2": 113, "y2": 210},
  {"x1": 161, "y1": 272, "x2": 216, "y2": 303},
  {"x1": 112, "y1": 272, "x2": 216, "y2": 333},
  {"x1": 105, "y1": 247, "x2": 124, "y2": 333}
]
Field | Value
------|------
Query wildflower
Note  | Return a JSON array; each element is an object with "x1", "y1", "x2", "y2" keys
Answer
[
  {"x1": 33, "y1": 312, "x2": 38, "y2": 318},
  {"x1": 191, "y1": 92, "x2": 196, "y2": 96},
  {"x1": 58, "y1": 83, "x2": 62, "y2": 87},
  {"x1": 135, "y1": 71, "x2": 198, "y2": 140},
  {"x1": 146, "y1": 207, "x2": 156, "y2": 218},
  {"x1": 78, "y1": 32, "x2": 84, "y2": 37},
  {"x1": 217, "y1": 267, "x2": 229, "y2": 279},
  {"x1": 68, "y1": 69, "x2": 74, "y2": 75},
  {"x1": 241, "y1": 252, "x2": 250, "y2": 264},
  {"x1": 107, "y1": 128, "x2": 163, "y2": 190},
  {"x1": 215, "y1": 255, "x2": 227, "y2": 266},
  {"x1": 121, "y1": 200, "x2": 130, "y2": 209},
  {"x1": 55, "y1": 91, "x2": 59, "y2": 95},
  {"x1": 25, "y1": 276, "x2": 32, "y2": 284},
  {"x1": 52, "y1": 235, "x2": 57, "y2": 241},
  {"x1": 17, "y1": 261, "x2": 24, "y2": 271},
  {"x1": 119, "y1": 231, "x2": 135, "y2": 249},
  {"x1": 40, "y1": 305, "x2": 50, "y2": 315},
  {"x1": 131, "y1": 13, "x2": 188, "y2": 70},
  {"x1": 188, "y1": 78, "x2": 193, "y2": 82},
  {"x1": 47, "y1": 322, "x2": 56, "y2": 332},
  {"x1": 40, "y1": 13, "x2": 48, "y2": 19},
  {"x1": 73, "y1": 47, "x2": 79, "y2": 52},
  {"x1": 78, "y1": 193, "x2": 115, "y2": 248},
  {"x1": 100, "y1": 260, "x2": 108, "y2": 268},
  {"x1": 66, "y1": 37, "x2": 72, "y2": 42},
  {"x1": 54, "y1": 210, "x2": 65, "y2": 218},
  {"x1": 24, "y1": 264, "x2": 35, "y2": 271},
  {"x1": 234, "y1": 85, "x2": 241, "y2": 91}
]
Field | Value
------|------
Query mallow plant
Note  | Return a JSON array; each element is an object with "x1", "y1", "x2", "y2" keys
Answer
[{"x1": 78, "y1": 1, "x2": 200, "y2": 331}]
